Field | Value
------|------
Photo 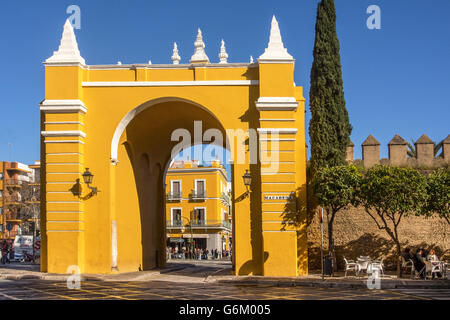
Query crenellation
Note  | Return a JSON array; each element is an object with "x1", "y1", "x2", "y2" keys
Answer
[
  {"x1": 415, "y1": 134, "x2": 434, "y2": 167},
  {"x1": 345, "y1": 140, "x2": 354, "y2": 163},
  {"x1": 361, "y1": 134, "x2": 380, "y2": 168},
  {"x1": 443, "y1": 134, "x2": 450, "y2": 162},
  {"x1": 343, "y1": 133, "x2": 449, "y2": 168},
  {"x1": 388, "y1": 134, "x2": 407, "y2": 166}
]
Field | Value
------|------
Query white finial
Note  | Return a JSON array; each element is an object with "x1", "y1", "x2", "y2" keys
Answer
[
  {"x1": 171, "y1": 42, "x2": 181, "y2": 64},
  {"x1": 250, "y1": 56, "x2": 254, "y2": 63},
  {"x1": 258, "y1": 15, "x2": 293, "y2": 61},
  {"x1": 218, "y1": 39, "x2": 228, "y2": 64},
  {"x1": 190, "y1": 28, "x2": 210, "y2": 63},
  {"x1": 45, "y1": 19, "x2": 86, "y2": 65}
]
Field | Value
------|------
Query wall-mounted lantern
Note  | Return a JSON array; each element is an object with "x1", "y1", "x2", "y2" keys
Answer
[
  {"x1": 242, "y1": 170, "x2": 252, "y2": 197},
  {"x1": 82, "y1": 168, "x2": 98, "y2": 196}
]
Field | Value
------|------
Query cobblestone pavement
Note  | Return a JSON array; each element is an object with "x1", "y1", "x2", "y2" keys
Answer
[
  {"x1": 0, "y1": 279, "x2": 448, "y2": 300},
  {"x1": 0, "y1": 260, "x2": 448, "y2": 300}
]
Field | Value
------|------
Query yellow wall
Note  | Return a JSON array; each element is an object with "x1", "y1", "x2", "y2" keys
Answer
[{"x1": 42, "y1": 48, "x2": 307, "y2": 276}]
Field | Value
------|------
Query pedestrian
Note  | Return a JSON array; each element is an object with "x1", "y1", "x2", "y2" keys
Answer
[
  {"x1": 1, "y1": 240, "x2": 10, "y2": 264},
  {"x1": 205, "y1": 249, "x2": 209, "y2": 260},
  {"x1": 412, "y1": 248, "x2": 426, "y2": 279}
]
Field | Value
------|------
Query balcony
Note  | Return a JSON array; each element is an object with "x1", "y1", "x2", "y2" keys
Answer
[
  {"x1": 189, "y1": 220, "x2": 232, "y2": 230},
  {"x1": 25, "y1": 195, "x2": 40, "y2": 204},
  {"x1": 4, "y1": 194, "x2": 21, "y2": 204},
  {"x1": 5, "y1": 179, "x2": 22, "y2": 188},
  {"x1": 191, "y1": 190, "x2": 207, "y2": 200},
  {"x1": 166, "y1": 191, "x2": 182, "y2": 201},
  {"x1": 166, "y1": 220, "x2": 184, "y2": 228}
]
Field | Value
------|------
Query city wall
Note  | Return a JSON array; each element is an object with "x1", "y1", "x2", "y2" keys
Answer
[{"x1": 308, "y1": 133, "x2": 450, "y2": 271}]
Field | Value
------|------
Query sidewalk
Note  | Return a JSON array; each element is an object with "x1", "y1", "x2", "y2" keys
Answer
[
  {"x1": 1, "y1": 263, "x2": 449, "y2": 289},
  {"x1": 213, "y1": 272, "x2": 450, "y2": 290},
  {"x1": 0, "y1": 262, "x2": 194, "y2": 282}
]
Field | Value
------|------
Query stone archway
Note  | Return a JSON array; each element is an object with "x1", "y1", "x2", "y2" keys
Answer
[{"x1": 40, "y1": 16, "x2": 308, "y2": 277}]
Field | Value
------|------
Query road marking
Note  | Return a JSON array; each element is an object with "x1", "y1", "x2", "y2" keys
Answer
[
  {"x1": 84, "y1": 282, "x2": 171, "y2": 299},
  {"x1": 28, "y1": 287, "x2": 77, "y2": 300},
  {"x1": 385, "y1": 289, "x2": 432, "y2": 300},
  {"x1": 0, "y1": 290, "x2": 21, "y2": 300}
]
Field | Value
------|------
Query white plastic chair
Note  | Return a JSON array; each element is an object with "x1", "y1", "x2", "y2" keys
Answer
[
  {"x1": 344, "y1": 257, "x2": 357, "y2": 277},
  {"x1": 369, "y1": 258, "x2": 384, "y2": 277},
  {"x1": 401, "y1": 256, "x2": 414, "y2": 279}
]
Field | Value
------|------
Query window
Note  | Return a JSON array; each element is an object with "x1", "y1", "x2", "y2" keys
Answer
[
  {"x1": 171, "y1": 181, "x2": 181, "y2": 194},
  {"x1": 195, "y1": 180, "x2": 205, "y2": 193},
  {"x1": 171, "y1": 208, "x2": 182, "y2": 222},
  {"x1": 192, "y1": 208, "x2": 206, "y2": 223}
]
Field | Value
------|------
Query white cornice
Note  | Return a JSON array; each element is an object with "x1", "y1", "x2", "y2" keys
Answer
[
  {"x1": 39, "y1": 100, "x2": 87, "y2": 114},
  {"x1": 257, "y1": 59, "x2": 295, "y2": 64},
  {"x1": 255, "y1": 97, "x2": 298, "y2": 111},
  {"x1": 85, "y1": 62, "x2": 257, "y2": 70},
  {"x1": 82, "y1": 80, "x2": 259, "y2": 87},
  {"x1": 41, "y1": 130, "x2": 86, "y2": 138},
  {"x1": 44, "y1": 140, "x2": 85, "y2": 144},
  {"x1": 257, "y1": 128, "x2": 298, "y2": 134}
]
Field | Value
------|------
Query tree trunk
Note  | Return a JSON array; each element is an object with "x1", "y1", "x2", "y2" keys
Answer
[{"x1": 395, "y1": 242, "x2": 402, "y2": 279}]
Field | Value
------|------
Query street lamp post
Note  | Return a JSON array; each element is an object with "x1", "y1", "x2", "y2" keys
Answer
[{"x1": 180, "y1": 216, "x2": 193, "y2": 259}]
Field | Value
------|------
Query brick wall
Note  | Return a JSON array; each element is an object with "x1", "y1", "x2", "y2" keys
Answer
[{"x1": 307, "y1": 206, "x2": 450, "y2": 271}]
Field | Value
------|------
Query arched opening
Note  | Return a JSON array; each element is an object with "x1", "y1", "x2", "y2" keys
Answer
[
  {"x1": 111, "y1": 98, "x2": 234, "y2": 272},
  {"x1": 164, "y1": 144, "x2": 233, "y2": 271}
]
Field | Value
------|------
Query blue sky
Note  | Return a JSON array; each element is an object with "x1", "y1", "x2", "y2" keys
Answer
[{"x1": 0, "y1": 0, "x2": 449, "y2": 165}]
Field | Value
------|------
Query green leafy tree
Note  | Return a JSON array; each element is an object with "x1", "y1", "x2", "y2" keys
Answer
[
  {"x1": 359, "y1": 166, "x2": 427, "y2": 277},
  {"x1": 313, "y1": 165, "x2": 362, "y2": 270},
  {"x1": 421, "y1": 168, "x2": 450, "y2": 225},
  {"x1": 309, "y1": 0, "x2": 352, "y2": 177}
]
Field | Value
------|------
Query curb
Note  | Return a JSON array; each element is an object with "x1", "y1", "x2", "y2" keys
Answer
[
  {"x1": 216, "y1": 278, "x2": 450, "y2": 290},
  {"x1": 0, "y1": 264, "x2": 193, "y2": 282}
]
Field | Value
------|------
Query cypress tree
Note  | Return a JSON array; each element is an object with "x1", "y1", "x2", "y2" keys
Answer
[
  {"x1": 309, "y1": 0, "x2": 352, "y2": 272},
  {"x1": 309, "y1": 0, "x2": 352, "y2": 176}
]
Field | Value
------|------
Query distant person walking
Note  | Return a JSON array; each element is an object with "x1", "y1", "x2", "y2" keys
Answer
[{"x1": 1, "y1": 240, "x2": 10, "y2": 264}]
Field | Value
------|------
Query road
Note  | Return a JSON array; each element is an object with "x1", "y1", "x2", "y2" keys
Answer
[{"x1": 0, "y1": 260, "x2": 448, "y2": 300}]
